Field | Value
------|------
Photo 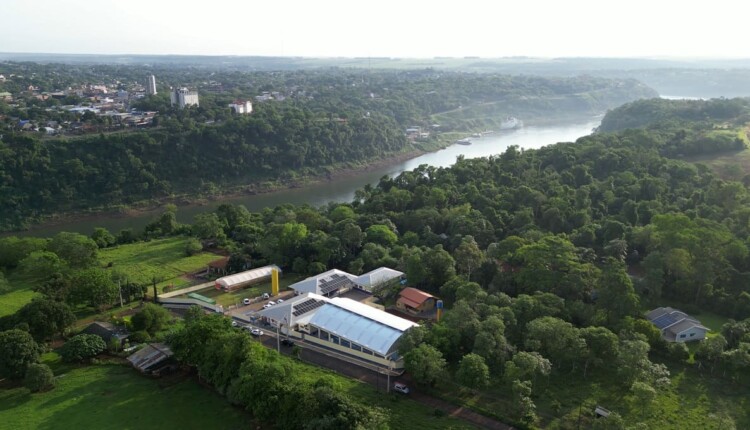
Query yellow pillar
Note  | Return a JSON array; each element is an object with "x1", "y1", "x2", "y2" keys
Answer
[{"x1": 272, "y1": 268, "x2": 279, "y2": 296}]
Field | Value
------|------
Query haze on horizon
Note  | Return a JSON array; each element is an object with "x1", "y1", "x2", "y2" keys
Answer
[{"x1": 2, "y1": 0, "x2": 747, "y2": 59}]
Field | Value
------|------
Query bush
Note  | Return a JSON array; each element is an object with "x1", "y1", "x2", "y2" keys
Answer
[
  {"x1": 60, "y1": 334, "x2": 106, "y2": 362},
  {"x1": 131, "y1": 303, "x2": 171, "y2": 335},
  {"x1": 185, "y1": 238, "x2": 203, "y2": 256},
  {"x1": 24, "y1": 363, "x2": 55, "y2": 392},
  {"x1": 129, "y1": 330, "x2": 151, "y2": 343},
  {"x1": 667, "y1": 342, "x2": 690, "y2": 362}
]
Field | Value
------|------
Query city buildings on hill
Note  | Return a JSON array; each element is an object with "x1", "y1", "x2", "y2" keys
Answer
[
  {"x1": 170, "y1": 87, "x2": 199, "y2": 109},
  {"x1": 228, "y1": 100, "x2": 253, "y2": 114}
]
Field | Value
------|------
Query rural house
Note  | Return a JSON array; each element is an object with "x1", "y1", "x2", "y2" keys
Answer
[{"x1": 646, "y1": 307, "x2": 709, "y2": 342}]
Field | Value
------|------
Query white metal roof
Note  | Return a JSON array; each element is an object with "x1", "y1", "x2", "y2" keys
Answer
[
  {"x1": 355, "y1": 267, "x2": 404, "y2": 288},
  {"x1": 216, "y1": 265, "x2": 280, "y2": 289},
  {"x1": 288, "y1": 269, "x2": 357, "y2": 295},
  {"x1": 257, "y1": 292, "x2": 330, "y2": 325},
  {"x1": 329, "y1": 297, "x2": 416, "y2": 331},
  {"x1": 308, "y1": 304, "x2": 408, "y2": 355},
  {"x1": 306, "y1": 297, "x2": 418, "y2": 356}
]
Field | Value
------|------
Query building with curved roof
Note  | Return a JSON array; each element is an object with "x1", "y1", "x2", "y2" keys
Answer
[{"x1": 215, "y1": 265, "x2": 281, "y2": 291}]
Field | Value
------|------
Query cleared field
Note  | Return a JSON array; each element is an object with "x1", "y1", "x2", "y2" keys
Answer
[
  {"x1": 1, "y1": 354, "x2": 473, "y2": 430},
  {"x1": 686, "y1": 148, "x2": 750, "y2": 181},
  {"x1": 0, "y1": 364, "x2": 251, "y2": 430},
  {"x1": 0, "y1": 286, "x2": 38, "y2": 317},
  {"x1": 98, "y1": 237, "x2": 223, "y2": 293}
]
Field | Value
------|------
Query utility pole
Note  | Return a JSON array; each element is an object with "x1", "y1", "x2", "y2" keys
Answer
[
  {"x1": 276, "y1": 322, "x2": 281, "y2": 353},
  {"x1": 118, "y1": 279, "x2": 124, "y2": 308},
  {"x1": 386, "y1": 361, "x2": 391, "y2": 393}
]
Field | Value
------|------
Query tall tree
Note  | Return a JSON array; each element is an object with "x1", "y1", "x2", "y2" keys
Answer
[{"x1": 0, "y1": 329, "x2": 40, "y2": 379}]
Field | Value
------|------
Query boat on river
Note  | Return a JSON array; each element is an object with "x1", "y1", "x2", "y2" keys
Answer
[{"x1": 455, "y1": 138, "x2": 472, "y2": 145}]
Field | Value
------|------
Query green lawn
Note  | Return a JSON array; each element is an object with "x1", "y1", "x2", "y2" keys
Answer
[
  {"x1": 0, "y1": 364, "x2": 251, "y2": 430},
  {"x1": 98, "y1": 237, "x2": 223, "y2": 293},
  {"x1": 686, "y1": 147, "x2": 750, "y2": 181},
  {"x1": 0, "y1": 286, "x2": 38, "y2": 317},
  {"x1": 0, "y1": 273, "x2": 39, "y2": 317},
  {"x1": 1, "y1": 354, "x2": 473, "y2": 430}
]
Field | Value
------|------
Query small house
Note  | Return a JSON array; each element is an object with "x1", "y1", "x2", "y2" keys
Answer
[
  {"x1": 396, "y1": 287, "x2": 437, "y2": 314},
  {"x1": 646, "y1": 307, "x2": 709, "y2": 343},
  {"x1": 82, "y1": 321, "x2": 130, "y2": 346},
  {"x1": 127, "y1": 343, "x2": 175, "y2": 375}
]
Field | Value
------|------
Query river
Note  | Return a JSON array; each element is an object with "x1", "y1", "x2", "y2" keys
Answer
[{"x1": 18, "y1": 118, "x2": 600, "y2": 237}]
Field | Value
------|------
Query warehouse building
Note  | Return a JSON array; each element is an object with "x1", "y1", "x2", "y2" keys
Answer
[
  {"x1": 258, "y1": 292, "x2": 417, "y2": 370},
  {"x1": 215, "y1": 265, "x2": 281, "y2": 292}
]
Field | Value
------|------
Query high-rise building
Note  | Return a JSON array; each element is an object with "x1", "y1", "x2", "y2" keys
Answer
[
  {"x1": 146, "y1": 75, "x2": 157, "y2": 95},
  {"x1": 170, "y1": 87, "x2": 199, "y2": 109}
]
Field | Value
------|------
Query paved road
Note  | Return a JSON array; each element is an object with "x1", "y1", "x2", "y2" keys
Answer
[{"x1": 248, "y1": 326, "x2": 514, "y2": 430}]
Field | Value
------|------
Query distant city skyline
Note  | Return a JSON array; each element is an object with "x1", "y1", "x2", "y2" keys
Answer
[{"x1": 2, "y1": 0, "x2": 748, "y2": 59}]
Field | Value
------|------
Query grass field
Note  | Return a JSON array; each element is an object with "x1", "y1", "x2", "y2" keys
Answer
[
  {"x1": 686, "y1": 148, "x2": 750, "y2": 181},
  {"x1": 0, "y1": 353, "x2": 473, "y2": 430},
  {"x1": 0, "y1": 273, "x2": 39, "y2": 317},
  {"x1": 98, "y1": 237, "x2": 223, "y2": 293},
  {"x1": 0, "y1": 363, "x2": 251, "y2": 430}
]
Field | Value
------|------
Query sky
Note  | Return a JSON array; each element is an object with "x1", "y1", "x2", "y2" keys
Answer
[{"x1": 2, "y1": 0, "x2": 747, "y2": 59}]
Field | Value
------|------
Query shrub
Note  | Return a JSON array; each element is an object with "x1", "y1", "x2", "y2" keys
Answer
[
  {"x1": 131, "y1": 303, "x2": 171, "y2": 335},
  {"x1": 129, "y1": 330, "x2": 151, "y2": 343},
  {"x1": 60, "y1": 334, "x2": 106, "y2": 362},
  {"x1": 24, "y1": 363, "x2": 55, "y2": 392}
]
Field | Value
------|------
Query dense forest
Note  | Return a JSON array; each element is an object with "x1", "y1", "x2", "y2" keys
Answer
[
  {"x1": 2, "y1": 98, "x2": 750, "y2": 427},
  {"x1": 0, "y1": 64, "x2": 656, "y2": 231}
]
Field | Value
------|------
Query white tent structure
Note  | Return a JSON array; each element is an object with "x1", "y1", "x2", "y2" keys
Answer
[{"x1": 215, "y1": 265, "x2": 281, "y2": 291}]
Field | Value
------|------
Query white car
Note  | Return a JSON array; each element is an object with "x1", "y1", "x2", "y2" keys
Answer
[
  {"x1": 242, "y1": 298, "x2": 251, "y2": 305},
  {"x1": 277, "y1": 299, "x2": 284, "y2": 304},
  {"x1": 261, "y1": 293, "x2": 270, "y2": 300},
  {"x1": 393, "y1": 382, "x2": 410, "y2": 394},
  {"x1": 268, "y1": 301, "x2": 276, "y2": 306},
  {"x1": 263, "y1": 304, "x2": 272, "y2": 309},
  {"x1": 250, "y1": 328, "x2": 264, "y2": 337},
  {"x1": 231, "y1": 320, "x2": 239, "y2": 327}
]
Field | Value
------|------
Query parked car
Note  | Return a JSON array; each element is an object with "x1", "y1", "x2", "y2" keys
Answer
[
  {"x1": 231, "y1": 320, "x2": 239, "y2": 327},
  {"x1": 250, "y1": 328, "x2": 264, "y2": 336},
  {"x1": 263, "y1": 304, "x2": 272, "y2": 309},
  {"x1": 277, "y1": 298, "x2": 284, "y2": 304},
  {"x1": 261, "y1": 293, "x2": 270, "y2": 300},
  {"x1": 393, "y1": 382, "x2": 410, "y2": 394},
  {"x1": 268, "y1": 301, "x2": 276, "y2": 306},
  {"x1": 281, "y1": 338, "x2": 295, "y2": 346},
  {"x1": 242, "y1": 298, "x2": 251, "y2": 305}
]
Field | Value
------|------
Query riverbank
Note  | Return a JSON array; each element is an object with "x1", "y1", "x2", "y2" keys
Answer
[
  {"x1": 4, "y1": 144, "x2": 441, "y2": 236},
  {"x1": 8, "y1": 118, "x2": 600, "y2": 237}
]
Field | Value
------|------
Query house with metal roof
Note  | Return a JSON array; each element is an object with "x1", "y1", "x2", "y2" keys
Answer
[
  {"x1": 127, "y1": 343, "x2": 174, "y2": 374},
  {"x1": 396, "y1": 287, "x2": 437, "y2": 314},
  {"x1": 647, "y1": 307, "x2": 709, "y2": 342},
  {"x1": 258, "y1": 293, "x2": 418, "y2": 371},
  {"x1": 288, "y1": 269, "x2": 359, "y2": 297},
  {"x1": 355, "y1": 267, "x2": 404, "y2": 292}
]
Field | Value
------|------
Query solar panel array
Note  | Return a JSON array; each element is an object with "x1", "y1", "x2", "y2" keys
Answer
[
  {"x1": 319, "y1": 273, "x2": 356, "y2": 296},
  {"x1": 292, "y1": 298, "x2": 325, "y2": 317},
  {"x1": 652, "y1": 314, "x2": 678, "y2": 329}
]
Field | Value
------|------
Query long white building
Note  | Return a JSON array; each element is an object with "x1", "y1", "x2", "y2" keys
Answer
[
  {"x1": 170, "y1": 87, "x2": 199, "y2": 109},
  {"x1": 259, "y1": 292, "x2": 417, "y2": 371}
]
